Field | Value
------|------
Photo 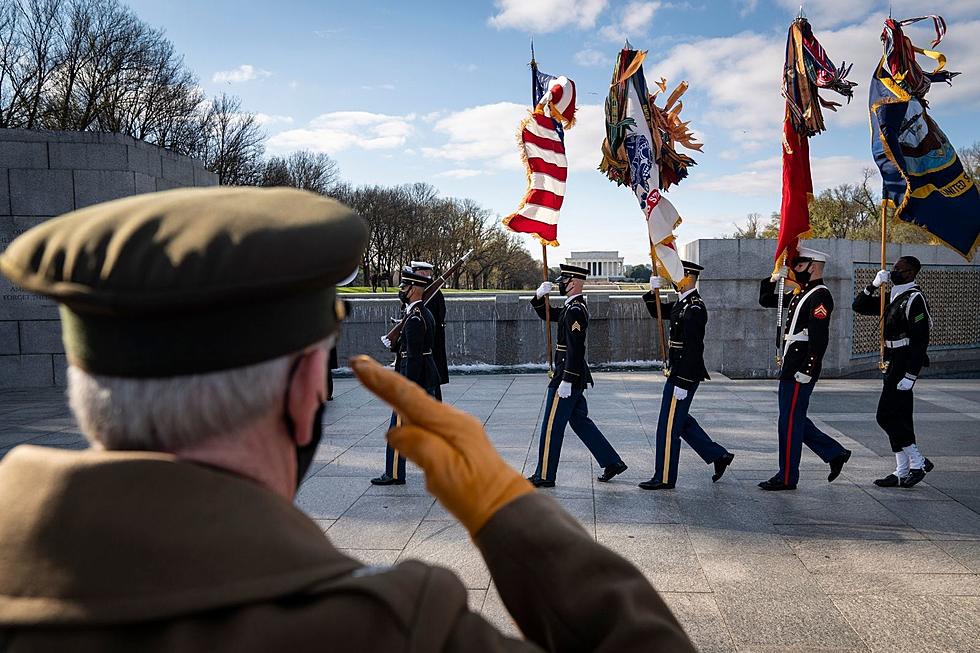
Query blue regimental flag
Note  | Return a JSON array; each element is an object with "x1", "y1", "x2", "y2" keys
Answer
[{"x1": 870, "y1": 16, "x2": 980, "y2": 259}]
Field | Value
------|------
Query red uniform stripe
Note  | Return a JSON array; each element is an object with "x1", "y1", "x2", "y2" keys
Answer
[
  {"x1": 522, "y1": 128, "x2": 565, "y2": 154},
  {"x1": 785, "y1": 382, "x2": 801, "y2": 486},
  {"x1": 526, "y1": 158, "x2": 568, "y2": 182},
  {"x1": 525, "y1": 189, "x2": 563, "y2": 211}
]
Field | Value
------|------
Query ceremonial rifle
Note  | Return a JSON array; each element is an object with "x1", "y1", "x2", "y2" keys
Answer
[{"x1": 385, "y1": 249, "x2": 474, "y2": 346}]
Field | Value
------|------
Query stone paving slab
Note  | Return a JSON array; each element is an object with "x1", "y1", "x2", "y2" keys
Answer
[{"x1": 1, "y1": 372, "x2": 978, "y2": 651}]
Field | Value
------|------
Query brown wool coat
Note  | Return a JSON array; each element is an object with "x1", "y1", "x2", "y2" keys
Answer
[{"x1": 0, "y1": 446, "x2": 695, "y2": 652}]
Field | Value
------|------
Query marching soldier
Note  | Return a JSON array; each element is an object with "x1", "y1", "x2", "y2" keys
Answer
[
  {"x1": 853, "y1": 256, "x2": 934, "y2": 487},
  {"x1": 757, "y1": 247, "x2": 851, "y2": 491},
  {"x1": 526, "y1": 264, "x2": 628, "y2": 488},
  {"x1": 371, "y1": 270, "x2": 441, "y2": 485},
  {"x1": 639, "y1": 262, "x2": 734, "y2": 490},
  {"x1": 410, "y1": 260, "x2": 449, "y2": 398}
]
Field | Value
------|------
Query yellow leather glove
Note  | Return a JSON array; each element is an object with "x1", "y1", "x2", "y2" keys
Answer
[{"x1": 351, "y1": 355, "x2": 532, "y2": 535}]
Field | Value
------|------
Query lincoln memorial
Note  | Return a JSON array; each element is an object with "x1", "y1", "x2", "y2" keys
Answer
[{"x1": 564, "y1": 250, "x2": 625, "y2": 280}]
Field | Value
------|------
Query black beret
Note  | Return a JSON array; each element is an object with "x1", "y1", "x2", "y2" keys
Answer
[{"x1": 0, "y1": 187, "x2": 369, "y2": 377}]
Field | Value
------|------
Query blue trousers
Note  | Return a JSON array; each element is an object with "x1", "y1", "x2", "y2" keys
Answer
[
  {"x1": 776, "y1": 379, "x2": 848, "y2": 486},
  {"x1": 654, "y1": 381, "x2": 729, "y2": 485},
  {"x1": 383, "y1": 384, "x2": 439, "y2": 480},
  {"x1": 533, "y1": 386, "x2": 623, "y2": 482}
]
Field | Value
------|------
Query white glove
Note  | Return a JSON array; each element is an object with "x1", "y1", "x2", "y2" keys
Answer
[
  {"x1": 873, "y1": 269, "x2": 889, "y2": 288},
  {"x1": 649, "y1": 275, "x2": 661, "y2": 290},
  {"x1": 672, "y1": 386, "x2": 688, "y2": 401},
  {"x1": 794, "y1": 372, "x2": 813, "y2": 384},
  {"x1": 557, "y1": 381, "x2": 572, "y2": 399},
  {"x1": 535, "y1": 281, "x2": 554, "y2": 299},
  {"x1": 771, "y1": 265, "x2": 789, "y2": 282},
  {"x1": 897, "y1": 376, "x2": 915, "y2": 391},
  {"x1": 381, "y1": 335, "x2": 392, "y2": 348}
]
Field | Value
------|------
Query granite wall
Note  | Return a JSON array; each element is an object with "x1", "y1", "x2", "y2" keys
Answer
[{"x1": 0, "y1": 129, "x2": 218, "y2": 388}]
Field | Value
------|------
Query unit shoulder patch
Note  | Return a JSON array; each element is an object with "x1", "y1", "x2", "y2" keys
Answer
[{"x1": 812, "y1": 304, "x2": 829, "y2": 319}]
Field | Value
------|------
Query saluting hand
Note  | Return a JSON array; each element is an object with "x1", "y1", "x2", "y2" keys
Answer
[
  {"x1": 534, "y1": 281, "x2": 554, "y2": 299},
  {"x1": 649, "y1": 275, "x2": 662, "y2": 290},
  {"x1": 873, "y1": 269, "x2": 889, "y2": 288},
  {"x1": 351, "y1": 356, "x2": 532, "y2": 535}
]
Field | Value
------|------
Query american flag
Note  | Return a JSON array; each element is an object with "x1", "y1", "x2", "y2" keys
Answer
[{"x1": 502, "y1": 73, "x2": 576, "y2": 247}]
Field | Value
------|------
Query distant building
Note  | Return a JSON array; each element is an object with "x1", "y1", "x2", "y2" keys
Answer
[{"x1": 565, "y1": 250, "x2": 625, "y2": 281}]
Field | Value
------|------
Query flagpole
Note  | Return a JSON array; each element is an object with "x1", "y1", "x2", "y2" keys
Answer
[
  {"x1": 649, "y1": 242, "x2": 668, "y2": 365},
  {"x1": 530, "y1": 41, "x2": 554, "y2": 375},
  {"x1": 879, "y1": 194, "x2": 888, "y2": 371}
]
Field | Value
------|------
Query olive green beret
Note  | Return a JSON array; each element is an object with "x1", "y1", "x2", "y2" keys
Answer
[{"x1": 0, "y1": 187, "x2": 369, "y2": 378}]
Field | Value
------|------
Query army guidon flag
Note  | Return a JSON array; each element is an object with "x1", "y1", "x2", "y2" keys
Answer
[
  {"x1": 599, "y1": 46, "x2": 701, "y2": 283},
  {"x1": 502, "y1": 72, "x2": 576, "y2": 247},
  {"x1": 870, "y1": 15, "x2": 980, "y2": 259}
]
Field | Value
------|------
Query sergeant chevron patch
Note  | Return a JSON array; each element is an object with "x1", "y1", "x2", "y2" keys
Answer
[
  {"x1": 813, "y1": 304, "x2": 828, "y2": 319},
  {"x1": 571, "y1": 321, "x2": 582, "y2": 331}
]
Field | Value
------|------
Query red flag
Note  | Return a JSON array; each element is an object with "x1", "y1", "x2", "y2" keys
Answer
[{"x1": 774, "y1": 119, "x2": 812, "y2": 268}]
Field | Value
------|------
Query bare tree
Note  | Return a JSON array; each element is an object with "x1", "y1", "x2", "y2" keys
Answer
[
  {"x1": 195, "y1": 93, "x2": 264, "y2": 185},
  {"x1": 260, "y1": 150, "x2": 341, "y2": 194}
]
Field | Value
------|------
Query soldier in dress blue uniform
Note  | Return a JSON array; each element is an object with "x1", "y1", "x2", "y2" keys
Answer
[
  {"x1": 409, "y1": 261, "x2": 449, "y2": 400},
  {"x1": 853, "y1": 256, "x2": 934, "y2": 488},
  {"x1": 371, "y1": 270, "x2": 441, "y2": 485},
  {"x1": 757, "y1": 247, "x2": 851, "y2": 491},
  {"x1": 639, "y1": 261, "x2": 735, "y2": 490},
  {"x1": 526, "y1": 264, "x2": 628, "y2": 488}
]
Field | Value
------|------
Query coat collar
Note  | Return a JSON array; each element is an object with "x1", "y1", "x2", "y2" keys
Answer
[{"x1": 0, "y1": 446, "x2": 361, "y2": 626}]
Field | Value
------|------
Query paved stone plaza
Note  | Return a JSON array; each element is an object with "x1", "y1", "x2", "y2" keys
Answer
[{"x1": 1, "y1": 372, "x2": 978, "y2": 652}]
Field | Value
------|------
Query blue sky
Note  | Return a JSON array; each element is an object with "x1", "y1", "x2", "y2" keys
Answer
[{"x1": 127, "y1": 0, "x2": 979, "y2": 266}]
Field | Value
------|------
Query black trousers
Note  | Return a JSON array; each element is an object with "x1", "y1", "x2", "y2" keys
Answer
[{"x1": 876, "y1": 369, "x2": 916, "y2": 452}]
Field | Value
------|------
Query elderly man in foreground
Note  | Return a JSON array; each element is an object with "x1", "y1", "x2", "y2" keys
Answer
[{"x1": 0, "y1": 187, "x2": 694, "y2": 652}]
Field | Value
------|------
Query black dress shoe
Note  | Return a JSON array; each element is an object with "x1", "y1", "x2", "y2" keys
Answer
[
  {"x1": 711, "y1": 453, "x2": 735, "y2": 482},
  {"x1": 527, "y1": 475, "x2": 555, "y2": 488},
  {"x1": 370, "y1": 473, "x2": 405, "y2": 486},
  {"x1": 923, "y1": 458, "x2": 934, "y2": 473},
  {"x1": 873, "y1": 473, "x2": 901, "y2": 487},
  {"x1": 638, "y1": 478, "x2": 674, "y2": 490},
  {"x1": 900, "y1": 468, "x2": 926, "y2": 488},
  {"x1": 758, "y1": 477, "x2": 797, "y2": 491},
  {"x1": 597, "y1": 461, "x2": 628, "y2": 482},
  {"x1": 828, "y1": 450, "x2": 851, "y2": 483}
]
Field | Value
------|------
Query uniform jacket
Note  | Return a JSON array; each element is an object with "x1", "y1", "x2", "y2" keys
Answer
[
  {"x1": 531, "y1": 294, "x2": 594, "y2": 389},
  {"x1": 426, "y1": 289, "x2": 450, "y2": 385},
  {"x1": 0, "y1": 446, "x2": 696, "y2": 653},
  {"x1": 398, "y1": 301, "x2": 440, "y2": 390},
  {"x1": 759, "y1": 278, "x2": 833, "y2": 381},
  {"x1": 642, "y1": 289, "x2": 711, "y2": 390},
  {"x1": 853, "y1": 284, "x2": 931, "y2": 377}
]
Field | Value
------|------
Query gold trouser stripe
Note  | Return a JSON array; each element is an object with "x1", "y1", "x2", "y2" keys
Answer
[
  {"x1": 392, "y1": 414, "x2": 402, "y2": 479},
  {"x1": 662, "y1": 396, "x2": 678, "y2": 484},
  {"x1": 541, "y1": 390, "x2": 562, "y2": 480}
]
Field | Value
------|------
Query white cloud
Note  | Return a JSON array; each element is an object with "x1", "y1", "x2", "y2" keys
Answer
[
  {"x1": 267, "y1": 111, "x2": 415, "y2": 154},
  {"x1": 211, "y1": 64, "x2": 271, "y2": 84},
  {"x1": 421, "y1": 102, "x2": 606, "y2": 173},
  {"x1": 489, "y1": 0, "x2": 608, "y2": 32},
  {"x1": 688, "y1": 155, "x2": 878, "y2": 196},
  {"x1": 599, "y1": 1, "x2": 661, "y2": 42},
  {"x1": 435, "y1": 169, "x2": 483, "y2": 179},
  {"x1": 738, "y1": 0, "x2": 758, "y2": 18},
  {"x1": 254, "y1": 113, "x2": 294, "y2": 126},
  {"x1": 575, "y1": 48, "x2": 612, "y2": 67}
]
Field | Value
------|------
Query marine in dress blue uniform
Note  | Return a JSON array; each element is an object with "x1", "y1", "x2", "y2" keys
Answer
[
  {"x1": 853, "y1": 256, "x2": 935, "y2": 488},
  {"x1": 757, "y1": 247, "x2": 851, "y2": 491},
  {"x1": 371, "y1": 270, "x2": 441, "y2": 485},
  {"x1": 638, "y1": 261, "x2": 734, "y2": 490},
  {"x1": 526, "y1": 264, "x2": 628, "y2": 488}
]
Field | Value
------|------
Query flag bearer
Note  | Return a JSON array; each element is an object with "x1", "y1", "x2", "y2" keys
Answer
[
  {"x1": 526, "y1": 264, "x2": 628, "y2": 488},
  {"x1": 757, "y1": 247, "x2": 851, "y2": 491},
  {"x1": 371, "y1": 270, "x2": 441, "y2": 485},
  {"x1": 852, "y1": 256, "x2": 934, "y2": 488},
  {"x1": 639, "y1": 261, "x2": 734, "y2": 490}
]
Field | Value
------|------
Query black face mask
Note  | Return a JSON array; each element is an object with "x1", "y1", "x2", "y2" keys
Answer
[
  {"x1": 398, "y1": 289, "x2": 410, "y2": 304},
  {"x1": 283, "y1": 357, "x2": 327, "y2": 490},
  {"x1": 890, "y1": 269, "x2": 912, "y2": 285},
  {"x1": 558, "y1": 280, "x2": 569, "y2": 295},
  {"x1": 794, "y1": 265, "x2": 812, "y2": 285}
]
